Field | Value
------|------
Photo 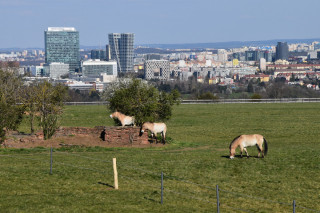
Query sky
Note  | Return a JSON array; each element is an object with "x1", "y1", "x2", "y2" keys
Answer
[{"x1": 0, "y1": 0, "x2": 320, "y2": 48}]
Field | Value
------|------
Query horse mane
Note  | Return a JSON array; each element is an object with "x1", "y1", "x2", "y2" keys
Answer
[{"x1": 229, "y1": 135, "x2": 241, "y2": 149}]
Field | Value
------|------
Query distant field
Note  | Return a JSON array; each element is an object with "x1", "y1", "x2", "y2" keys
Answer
[{"x1": 1, "y1": 103, "x2": 320, "y2": 212}]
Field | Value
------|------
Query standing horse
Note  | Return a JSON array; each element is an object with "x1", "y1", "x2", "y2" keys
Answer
[
  {"x1": 110, "y1": 111, "x2": 135, "y2": 127},
  {"x1": 139, "y1": 122, "x2": 167, "y2": 144},
  {"x1": 229, "y1": 134, "x2": 268, "y2": 159}
]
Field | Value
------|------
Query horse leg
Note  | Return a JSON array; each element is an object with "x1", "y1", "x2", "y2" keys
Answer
[
  {"x1": 259, "y1": 144, "x2": 264, "y2": 158},
  {"x1": 243, "y1": 148, "x2": 249, "y2": 158},
  {"x1": 154, "y1": 133, "x2": 158, "y2": 143},
  {"x1": 240, "y1": 146, "x2": 244, "y2": 158},
  {"x1": 161, "y1": 131, "x2": 166, "y2": 144},
  {"x1": 256, "y1": 144, "x2": 263, "y2": 158}
]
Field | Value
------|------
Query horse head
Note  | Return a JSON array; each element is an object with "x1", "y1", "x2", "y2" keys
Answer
[
  {"x1": 139, "y1": 124, "x2": 145, "y2": 136},
  {"x1": 110, "y1": 111, "x2": 118, "y2": 119},
  {"x1": 229, "y1": 149, "x2": 235, "y2": 159},
  {"x1": 139, "y1": 123, "x2": 149, "y2": 136},
  {"x1": 229, "y1": 141, "x2": 237, "y2": 159}
]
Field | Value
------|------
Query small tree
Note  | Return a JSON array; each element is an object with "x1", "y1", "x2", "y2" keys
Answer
[
  {"x1": 103, "y1": 79, "x2": 180, "y2": 125},
  {"x1": 0, "y1": 70, "x2": 24, "y2": 141},
  {"x1": 33, "y1": 81, "x2": 68, "y2": 140}
]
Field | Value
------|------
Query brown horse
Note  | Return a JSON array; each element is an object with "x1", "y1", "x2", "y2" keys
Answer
[
  {"x1": 139, "y1": 122, "x2": 167, "y2": 144},
  {"x1": 110, "y1": 111, "x2": 135, "y2": 127},
  {"x1": 229, "y1": 134, "x2": 268, "y2": 159}
]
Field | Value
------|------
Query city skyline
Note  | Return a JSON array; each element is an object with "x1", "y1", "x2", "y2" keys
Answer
[{"x1": 1, "y1": 0, "x2": 320, "y2": 48}]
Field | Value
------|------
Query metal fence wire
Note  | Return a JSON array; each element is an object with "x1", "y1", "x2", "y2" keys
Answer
[{"x1": 1, "y1": 151, "x2": 319, "y2": 213}]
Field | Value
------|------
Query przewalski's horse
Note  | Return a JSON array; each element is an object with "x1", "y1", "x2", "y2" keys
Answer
[
  {"x1": 110, "y1": 111, "x2": 135, "y2": 127},
  {"x1": 229, "y1": 134, "x2": 268, "y2": 159},
  {"x1": 139, "y1": 122, "x2": 167, "y2": 144}
]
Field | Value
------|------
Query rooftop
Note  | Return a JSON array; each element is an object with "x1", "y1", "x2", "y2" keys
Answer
[{"x1": 47, "y1": 27, "x2": 77, "y2": 32}]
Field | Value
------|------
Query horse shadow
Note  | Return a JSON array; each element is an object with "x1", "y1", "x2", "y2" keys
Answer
[{"x1": 221, "y1": 155, "x2": 260, "y2": 159}]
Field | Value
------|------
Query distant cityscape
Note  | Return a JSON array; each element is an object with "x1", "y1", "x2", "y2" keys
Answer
[{"x1": 1, "y1": 27, "x2": 320, "y2": 95}]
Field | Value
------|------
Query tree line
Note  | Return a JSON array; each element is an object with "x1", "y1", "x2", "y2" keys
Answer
[{"x1": 0, "y1": 70, "x2": 181, "y2": 142}]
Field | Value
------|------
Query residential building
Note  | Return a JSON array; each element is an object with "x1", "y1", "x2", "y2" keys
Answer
[
  {"x1": 144, "y1": 60, "x2": 170, "y2": 80},
  {"x1": 108, "y1": 33, "x2": 134, "y2": 73},
  {"x1": 145, "y1": 54, "x2": 161, "y2": 60},
  {"x1": 45, "y1": 27, "x2": 80, "y2": 73}
]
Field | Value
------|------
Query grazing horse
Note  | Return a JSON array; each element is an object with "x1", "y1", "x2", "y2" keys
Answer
[
  {"x1": 229, "y1": 134, "x2": 268, "y2": 159},
  {"x1": 139, "y1": 122, "x2": 167, "y2": 144},
  {"x1": 110, "y1": 111, "x2": 135, "y2": 127}
]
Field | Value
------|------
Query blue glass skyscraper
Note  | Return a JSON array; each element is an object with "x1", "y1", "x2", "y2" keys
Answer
[
  {"x1": 45, "y1": 27, "x2": 80, "y2": 73},
  {"x1": 276, "y1": 42, "x2": 289, "y2": 61}
]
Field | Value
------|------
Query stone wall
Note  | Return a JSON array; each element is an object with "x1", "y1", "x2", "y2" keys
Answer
[{"x1": 54, "y1": 126, "x2": 149, "y2": 145}]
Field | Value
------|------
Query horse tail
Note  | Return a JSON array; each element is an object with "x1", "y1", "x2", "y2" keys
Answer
[{"x1": 263, "y1": 137, "x2": 268, "y2": 156}]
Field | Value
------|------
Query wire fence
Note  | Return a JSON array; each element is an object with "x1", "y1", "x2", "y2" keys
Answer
[
  {"x1": 1, "y1": 150, "x2": 319, "y2": 213},
  {"x1": 63, "y1": 98, "x2": 320, "y2": 106}
]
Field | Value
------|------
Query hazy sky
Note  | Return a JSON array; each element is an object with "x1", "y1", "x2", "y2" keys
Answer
[{"x1": 0, "y1": 0, "x2": 319, "y2": 48}]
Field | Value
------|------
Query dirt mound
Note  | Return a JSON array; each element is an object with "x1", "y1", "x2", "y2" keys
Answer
[{"x1": 1, "y1": 127, "x2": 162, "y2": 149}]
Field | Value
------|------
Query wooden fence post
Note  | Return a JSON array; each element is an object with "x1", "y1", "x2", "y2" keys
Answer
[{"x1": 113, "y1": 158, "x2": 119, "y2": 190}]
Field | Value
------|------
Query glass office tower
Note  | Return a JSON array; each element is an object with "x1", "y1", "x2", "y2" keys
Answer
[
  {"x1": 45, "y1": 27, "x2": 80, "y2": 73},
  {"x1": 276, "y1": 42, "x2": 289, "y2": 61},
  {"x1": 108, "y1": 33, "x2": 134, "y2": 73}
]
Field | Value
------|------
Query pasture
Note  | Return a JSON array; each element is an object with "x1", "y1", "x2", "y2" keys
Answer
[{"x1": 1, "y1": 103, "x2": 320, "y2": 212}]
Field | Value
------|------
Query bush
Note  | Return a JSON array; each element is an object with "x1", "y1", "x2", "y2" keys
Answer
[
  {"x1": 198, "y1": 92, "x2": 219, "y2": 100},
  {"x1": 251, "y1": 93, "x2": 262, "y2": 99}
]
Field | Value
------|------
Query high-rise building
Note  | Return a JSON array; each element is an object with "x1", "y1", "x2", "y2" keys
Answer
[
  {"x1": 108, "y1": 33, "x2": 134, "y2": 73},
  {"x1": 91, "y1": 49, "x2": 107, "y2": 60},
  {"x1": 245, "y1": 51, "x2": 259, "y2": 61},
  {"x1": 276, "y1": 42, "x2": 289, "y2": 61},
  {"x1": 45, "y1": 27, "x2": 80, "y2": 73}
]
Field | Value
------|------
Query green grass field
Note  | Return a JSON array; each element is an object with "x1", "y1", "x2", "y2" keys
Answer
[{"x1": 1, "y1": 103, "x2": 320, "y2": 212}]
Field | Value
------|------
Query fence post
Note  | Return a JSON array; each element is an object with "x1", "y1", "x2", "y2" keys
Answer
[
  {"x1": 216, "y1": 185, "x2": 220, "y2": 213},
  {"x1": 161, "y1": 171, "x2": 164, "y2": 204},
  {"x1": 113, "y1": 158, "x2": 118, "y2": 190},
  {"x1": 293, "y1": 200, "x2": 296, "y2": 213},
  {"x1": 50, "y1": 147, "x2": 53, "y2": 175}
]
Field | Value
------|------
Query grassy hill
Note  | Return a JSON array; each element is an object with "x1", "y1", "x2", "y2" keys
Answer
[{"x1": 1, "y1": 103, "x2": 319, "y2": 212}]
